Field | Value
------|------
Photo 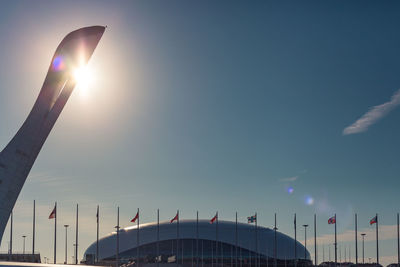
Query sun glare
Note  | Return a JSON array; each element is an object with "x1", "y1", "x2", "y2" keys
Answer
[{"x1": 73, "y1": 66, "x2": 94, "y2": 97}]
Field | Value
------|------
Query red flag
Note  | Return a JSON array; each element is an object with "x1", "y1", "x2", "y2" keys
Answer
[
  {"x1": 170, "y1": 212, "x2": 179, "y2": 223},
  {"x1": 370, "y1": 215, "x2": 377, "y2": 225},
  {"x1": 210, "y1": 213, "x2": 218, "y2": 224},
  {"x1": 131, "y1": 211, "x2": 139, "y2": 223},
  {"x1": 328, "y1": 216, "x2": 336, "y2": 224},
  {"x1": 49, "y1": 206, "x2": 56, "y2": 219}
]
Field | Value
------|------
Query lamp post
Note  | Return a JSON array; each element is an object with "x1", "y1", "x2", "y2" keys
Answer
[
  {"x1": 22, "y1": 235, "x2": 26, "y2": 254},
  {"x1": 303, "y1": 225, "x2": 309, "y2": 260},
  {"x1": 361, "y1": 233, "x2": 366, "y2": 264},
  {"x1": 64, "y1": 225, "x2": 69, "y2": 264},
  {"x1": 73, "y1": 244, "x2": 77, "y2": 265}
]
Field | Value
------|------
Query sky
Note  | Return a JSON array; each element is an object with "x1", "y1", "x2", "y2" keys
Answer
[{"x1": 0, "y1": 0, "x2": 400, "y2": 265}]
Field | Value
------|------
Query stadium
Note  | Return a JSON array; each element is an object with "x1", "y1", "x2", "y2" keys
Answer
[{"x1": 83, "y1": 220, "x2": 311, "y2": 266}]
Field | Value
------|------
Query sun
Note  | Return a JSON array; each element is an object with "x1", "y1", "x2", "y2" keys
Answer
[{"x1": 73, "y1": 66, "x2": 94, "y2": 97}]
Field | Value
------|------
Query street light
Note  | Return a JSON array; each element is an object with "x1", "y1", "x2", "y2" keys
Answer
[
  {"x1": 64, "y1": 225, "x2": 69, "y2": 264},
  {"x1": 22, "y1": 235, "x2": 26, "y2": 254},
  {"x1": 73, "y1": 244, "x2": 77, "y2": 265},
  {"x1": 115, "y1": 225, "x2": 121, "y2": 267},
  {"x1": 361, "y1": 233, "x2": 366, "y2": 264},
  {"x1": 303, "y1": 225, "x2": 309, "y2": 260}
]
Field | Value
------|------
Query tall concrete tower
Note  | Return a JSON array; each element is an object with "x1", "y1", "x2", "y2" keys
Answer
[{"x1": 0, "y1": 26, "x2": 105, "y2": 241}]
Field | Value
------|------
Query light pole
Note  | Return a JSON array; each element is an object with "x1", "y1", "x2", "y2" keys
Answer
[
  {"x1": 73, "y1": 244, "x2": 77, "y2": 265},
  {"x1": 64, "y1": 225, "x2": 69, "y2": 264},
  {"x1": 361, "y1": 233, "x2": 366, "y2": 264},
  {"x1": 22, "y1": 235, "x2": 26, "y2": 254},
  {"x1": 303, "y1": 225, "x2": 309, "y2": 260}
]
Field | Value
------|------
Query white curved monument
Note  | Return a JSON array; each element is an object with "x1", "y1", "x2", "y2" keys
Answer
[{"x1": 0, "y1": 26, "x2": 105, "y2": 241}]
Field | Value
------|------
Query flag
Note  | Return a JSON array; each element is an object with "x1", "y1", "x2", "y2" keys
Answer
[
  {"x1": 328, "y1": 216, "x2": 336, "y2": 224},
  {"x1": 247, "y1": 214, "x2": 257, "y2": 223},
  {"x1": 131, "y1": 211, "x2": 139, "y2": 223},
  {"x1": 49, "y1": 206, "x2": 56, "y2": 219},
  {"x1": 370, "y1": 215, "x2": 377, "y2": 225},
  {"x1": 170, "y1": 212, "x2": 179, "y2": 223},
  {"x1": 210, "y1": 213, "x2": 218, "y2": 224}
]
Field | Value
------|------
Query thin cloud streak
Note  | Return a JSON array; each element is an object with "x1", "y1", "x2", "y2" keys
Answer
[
  {"x1": 278, "y1": 176, "x2": 298, "y2": 182},
  {"x1": 28, "y1": 172, "x2": 64, "y2": 184},
  {"x1": 343, "y1": 89, "x2": 400, "y2": 135}
]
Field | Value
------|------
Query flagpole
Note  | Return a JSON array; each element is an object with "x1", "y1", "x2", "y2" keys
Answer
[
  {"x1": 303, "y1": 224, "x2": 308, "y2": 260},
  {"x1": 274, "y1": 213, "x2": 277, "y2": 267},
  {"x1": 235, "y1": 212, "x2": 238, "y2": 267},
  {"x1": 355, "y1": 214, "x2": 358, "y2": 265},
  {"x1": 329, "y1": 244, "x2": 331, "y2": 263},
  {"x1": 376, "y1": 213, "x2": 379, "y2": 265},
  {"x1": 314, "y1": 214, "x2": 317, "y2": 266},
  {"x1": 96, "y1": 205, "x2": 99, "y2": 264},
  {"x1": 294, "y1": 213, "x2": 297, "y2": 266},
  {"x1": 334, "y1": 214, "x2": 337, "y2": 267},
  {"x1": 192, "y1": 233, "x2": 195, "y2": 266},
  {"x1": 157, "y1": 209, "x2": 159, "y2": 267},
  {"x1": 75, "y1": 204, "x2": 78, "y2": 264},
  {"x1": 216, "y1": 211, "x2": 218, "y2": 267},
  {"x1": 211, "y1": 235, "x2": 214, "y2": 267},
  {"x1": 255, "y1": 212, "x2": 258, "y2": 267},
  {"x1": 116, "y1": 207, "x2": 120, "y2": 267},
  {"x1": 54, "y1": 202, "x2": 57, "y2": 264},
  {"x1": 196, "y1": 211, "x2": 199, "y2": 267},
  {"x1": 202, "y1": 239, "x2": 204, "y2": 267},
  {"x1": 177, "y1": 210, "x2": 180, "y2": 266},
  {"x1": 182, "y1": 231, "x2": 184, "y2": 266},
  {"x1": 397, "y1": 212, "x2": 399, "y2": 267},
  {"x1": 137, "y1": 208, "x2": 140, "y2": 267},
  {"x1": 349, "y1": 244, "x2": 351, "y2": 262},
  {"x1": 32, "y1": 200, "x2": 35, "y2": 255}
]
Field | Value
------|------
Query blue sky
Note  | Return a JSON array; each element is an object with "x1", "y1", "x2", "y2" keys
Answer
[{"x1": 0, "y1": 0, "x2": 400, "y2": 265}]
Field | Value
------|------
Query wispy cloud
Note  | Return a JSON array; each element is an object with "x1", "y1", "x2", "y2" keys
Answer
[
  {"x1": 278, "y1": 176, "x2": 298, "y2": 182},
  {"x1": 28, "y1": 171, "x2": 65, "y2": 184},
  {"x1": 343, "y1": 89, "x2": 400, "y2": 135}
]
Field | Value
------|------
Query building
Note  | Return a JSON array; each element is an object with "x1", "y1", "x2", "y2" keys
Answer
[
  {"x1": 0, "y1": 253, "x2": 41, "y2": 263},
  {"x1": 84, "y1": 220, "x2": 311, "y2": 266}
]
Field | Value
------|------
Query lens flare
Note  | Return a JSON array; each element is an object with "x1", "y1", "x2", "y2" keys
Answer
[
  {"x1": 305, "y1": 195, "x2": 314, "y2": 205},
  {"x1": 52, "y1": 56, "x2": 64, "y2": 71},
  {"x1": 287, "y1": 186, "x2": 294, "y2": 194}
]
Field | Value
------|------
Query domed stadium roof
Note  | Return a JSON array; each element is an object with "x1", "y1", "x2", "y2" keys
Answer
[{"x1": 84, "y1": 219, "x2": 310, "y2": 262}]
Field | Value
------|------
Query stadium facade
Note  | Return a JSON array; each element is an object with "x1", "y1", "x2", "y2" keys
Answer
[{"x1": 84, "y1": 220, "x2": 311, "y2": 266}]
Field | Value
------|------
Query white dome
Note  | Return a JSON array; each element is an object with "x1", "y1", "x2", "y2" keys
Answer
[{"x1": 84, "y1": 220, "x2": 310, "y2": 262}]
